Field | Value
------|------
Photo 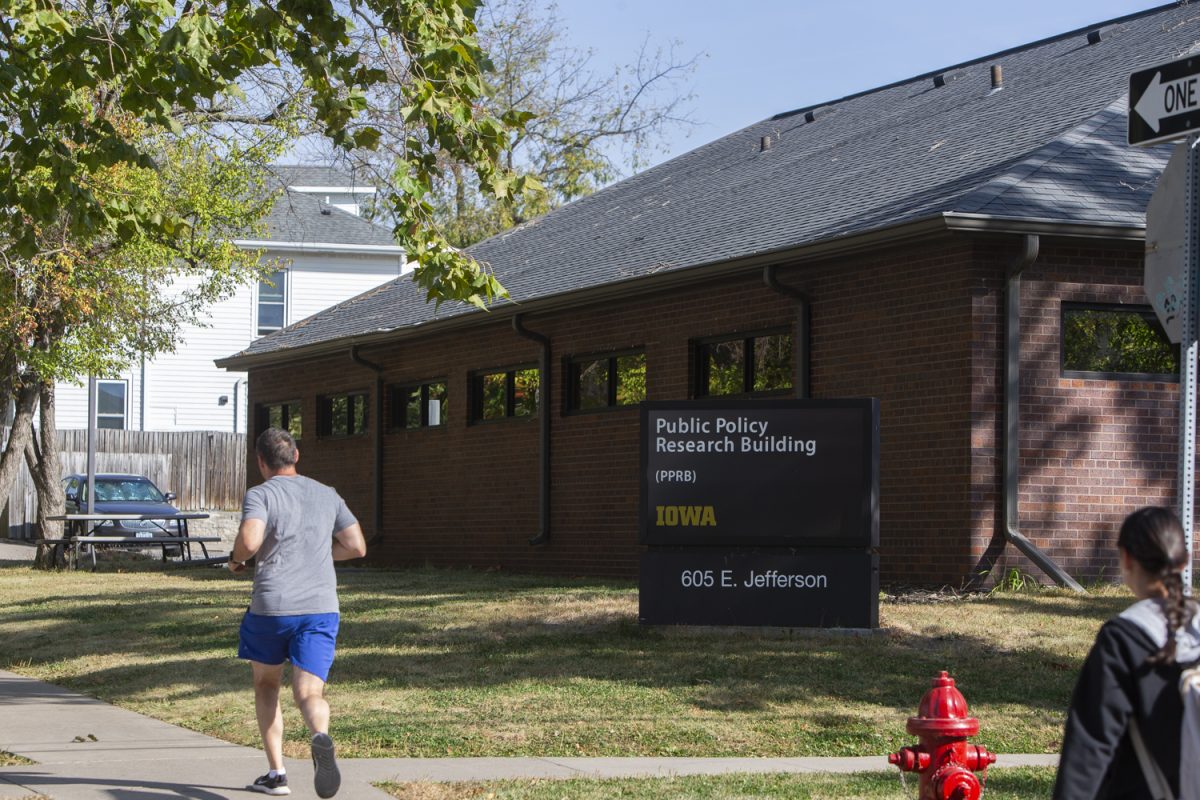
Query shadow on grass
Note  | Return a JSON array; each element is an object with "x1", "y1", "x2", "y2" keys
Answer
[
  {"x1": 0, "y1": 582, "x2": 1104, "y2": 719},
  {"x1": 0, "y1": 566, "x2": 1116, "y2": 758}
]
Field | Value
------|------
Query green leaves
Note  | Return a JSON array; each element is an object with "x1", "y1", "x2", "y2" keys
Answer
[{"x1": 0, "y1": 0, "x2": 537, "y2": 353}]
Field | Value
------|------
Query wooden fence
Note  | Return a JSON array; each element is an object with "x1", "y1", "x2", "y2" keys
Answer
[{"x1": 1, "y1": 428, "x2": 246, "y2": 539}]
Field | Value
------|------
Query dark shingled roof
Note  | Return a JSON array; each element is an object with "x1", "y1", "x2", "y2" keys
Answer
[
  {"x1": 222, "y1": 3, "x2": 1198, "y2": 366},
  {"x1": 258, "y1": 165, "x2": 396, "y2": 247},
  {"x1": 268, "y1": 164, "x2": 376, "y2": 190}
]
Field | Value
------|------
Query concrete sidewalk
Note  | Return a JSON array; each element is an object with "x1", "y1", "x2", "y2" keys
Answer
[{"x1": 0, "y1": 668, "x2": 1059, "y2": 800}]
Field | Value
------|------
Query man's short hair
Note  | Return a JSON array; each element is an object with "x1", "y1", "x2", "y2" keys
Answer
[{"x1": 256, "y1": 427, "x2": 298, "y2": 470}]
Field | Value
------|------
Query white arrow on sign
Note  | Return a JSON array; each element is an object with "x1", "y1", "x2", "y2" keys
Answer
[{"x1": 1135, "y1": 71, "x2": 1200, "y2": 134}]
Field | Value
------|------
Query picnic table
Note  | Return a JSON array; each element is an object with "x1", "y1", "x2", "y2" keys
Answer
[{"x1": 38, "y1": 513, "x2": 224, "y2": 570}]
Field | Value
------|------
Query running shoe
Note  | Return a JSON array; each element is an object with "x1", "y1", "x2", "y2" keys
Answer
[
  {"x1": 249, "y1": 773, "x2": 290, "y2": 796},
  {"x1": 311, "y1": 732, "x2": 340, "y2": 798}
]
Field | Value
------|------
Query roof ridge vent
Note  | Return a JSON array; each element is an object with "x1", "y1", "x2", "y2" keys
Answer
[
  {"x1": 804, "y1": 106, "x2": 832, "y2": 123},
  {"x1": 1088, "y1": 24, "x2": 1124, "y2": 45},
  {"x1": 933, "y1": 69, "x2": 965, "y2": 88}
]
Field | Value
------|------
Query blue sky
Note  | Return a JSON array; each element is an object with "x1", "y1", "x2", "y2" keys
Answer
[{"x1": 552, "y1": 0, "x2": 1163, "y2": 170}]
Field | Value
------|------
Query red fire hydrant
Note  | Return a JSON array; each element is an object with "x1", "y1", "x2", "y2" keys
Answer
[{"x1": 887, "y1": 671, "x2": 997, "y2": 800}]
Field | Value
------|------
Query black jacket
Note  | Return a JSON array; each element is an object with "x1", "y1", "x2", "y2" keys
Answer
[{"x1": 1053, "y1": 613, "x2": 1187, "y2": 800}]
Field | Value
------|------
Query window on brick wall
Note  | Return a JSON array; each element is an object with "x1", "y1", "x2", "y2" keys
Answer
[
  {"x1": 695, "y1": 330, "x2": 793, "y2": 397},
  {"x1": 391, "y1": 381, "x2": 447, "y2": 429},
  {"x1": 318, "y1": 391, "x2": 369, "y2": 437},
  {"x1": 1061, "y1": 304, "x2": 1178, "y2": 381},
  {"x1": 568, "y1": 350, "x2": 646, "y2": 412},
  {"x1": 257, "y1": 400, "x2": 303, "y2": 439},
  {"x1": 471, "y1": 365, "x2": 539, "y2": 421}
]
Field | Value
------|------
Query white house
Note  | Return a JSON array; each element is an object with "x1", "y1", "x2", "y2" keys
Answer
[{"x1": 55, "y1": 165, "x2": 407, "y2": 433}]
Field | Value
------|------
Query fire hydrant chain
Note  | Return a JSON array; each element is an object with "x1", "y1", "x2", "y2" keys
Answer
[{"x1": 887, "y1": 671, "x2": 997, "y2": 800}]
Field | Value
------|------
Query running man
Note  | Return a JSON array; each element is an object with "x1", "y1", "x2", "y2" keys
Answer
[{"x1": 229, "y1": 427, "x2": 367, "y2": 797}]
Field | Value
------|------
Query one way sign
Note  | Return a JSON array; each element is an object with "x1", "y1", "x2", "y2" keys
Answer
[{"x1": 1130, "y1": 55, "x2": 1200, "y2": 146}]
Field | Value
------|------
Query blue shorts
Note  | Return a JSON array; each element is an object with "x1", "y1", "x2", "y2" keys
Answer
[{"x1": 238, "y1": 611, "x2": 340, "y2": 682}]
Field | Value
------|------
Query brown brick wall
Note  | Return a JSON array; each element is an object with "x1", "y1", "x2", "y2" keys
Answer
[
  {"x1": 245, "y1": 233, "x2": 1176, "y2": 586},
  {"x1": 967, "y1": 238, "x2": 1180, "y2": 585}
]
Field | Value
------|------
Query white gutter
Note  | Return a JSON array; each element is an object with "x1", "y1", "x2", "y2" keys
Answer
[{"x1": 234, "y1": 239, "x2": 406, "y2": 256}]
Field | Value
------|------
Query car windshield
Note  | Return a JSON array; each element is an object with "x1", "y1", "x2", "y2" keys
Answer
[{"x1": 84, "y1": 479, "x2": 166, "y2": 503}]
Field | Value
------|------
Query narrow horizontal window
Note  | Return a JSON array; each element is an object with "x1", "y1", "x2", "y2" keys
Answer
[
  {"x1": 568, "y1": 351, "x2": 647, "y2": 411},
  {"x1": 471, "y1": 365, "x2": 540, "y2": 421},
  {"x1": 318, "y1": 392, "x2": 369, "y2": 437},
  {"x1": 1062, "y1": 304, "x2": 1178, "y2": 381},
  {"x1": 391, "y1": 381, "x2": 447, "y2": 430},
  {"x1": 258, "y1": 400, "x2": 302, "y2": 439},
  {"x1": 696, "y1": 331, "x2": 793, "y2": 397}
]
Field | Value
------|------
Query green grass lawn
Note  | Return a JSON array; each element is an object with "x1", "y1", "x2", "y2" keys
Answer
[
  {"x1": 377, "y1": 768, "x2": 1056, "y2": 799},
  {"x1": 0, "y1": 562, "x2": 1121, "y2": 761}
]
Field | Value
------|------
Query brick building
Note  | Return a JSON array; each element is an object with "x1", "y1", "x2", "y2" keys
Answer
[{"x1": 218, "y1": 4, "x2": 1195, "y2": 587}]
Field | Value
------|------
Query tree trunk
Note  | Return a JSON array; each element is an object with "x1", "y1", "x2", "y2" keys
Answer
[
  {"x1": 29, "y1": 382, "x2": 64, "y2": 569},
  {"x1": 0, "y1": 382, "x2": 40, "y2": 524}
]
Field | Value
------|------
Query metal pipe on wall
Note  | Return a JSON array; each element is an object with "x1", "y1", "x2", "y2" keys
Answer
[
  {"x1": 513, "y1": 314, "x2": 551, "y2": 546},
  {"x1": 763, "y1": 265, "x2": 811, "y2": 398},
  {"x1": 1004, "y1": 233, "x2": 1084, "y2": 592},
  {"x1": 349, "y1": 347, "x2": 385, "y2": 547}
]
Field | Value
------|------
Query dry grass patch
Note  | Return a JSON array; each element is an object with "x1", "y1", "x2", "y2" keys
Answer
[
  {"x1": 0, "y1": 563, "x2": 1125, "y2": 759},
  {"x1": 0, "y1": 750, "x2": 34, "y2": 766}
]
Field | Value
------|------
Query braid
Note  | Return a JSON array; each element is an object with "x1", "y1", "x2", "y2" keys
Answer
[
  {"x1": 1118, "y1": 507, "x2": 1195, "y2": 666},
  {"x1": 1148, "y1": 571, "x2": 1187, "y2": 665}
]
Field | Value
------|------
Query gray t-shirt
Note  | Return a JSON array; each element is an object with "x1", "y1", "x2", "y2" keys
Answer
[{"x1": 241, "y1": 474, "x2": 358, "y2": 616}]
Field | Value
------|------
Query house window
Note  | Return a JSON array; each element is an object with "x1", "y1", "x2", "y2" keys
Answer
[
  {"x1": 696, "y1": 331, "x2": 793, "y2": 396},
  {"x1": 318, "y1": 392, "x2": 369, "y2": 437},
  {"x1": 1062, "y1": 304, "x2": 1178, "y2": 381},
  {"x1": 257, "y1": 401, "x2": 303, "y2": 439},
  {"x1": 257, "y1": 270, "x2": 287, "y2": 336},
  {"x1": 568, "y1": 351, "x2": 647, "y2": 411},
  {"x1": 97, "y1": 380, "x2": 127, "y2": 429},
  {"x1": 471, "y1": 366, "x2": 539, "y2": 421},
  {"x1": 392, "y1": 381, "x2": 447, "y2": 429}
]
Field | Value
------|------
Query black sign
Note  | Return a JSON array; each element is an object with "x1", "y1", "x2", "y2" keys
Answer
[
  {"x1": 1130, "y1": 56, "x2": 1200, "y2": 146},
  {"x1": 639, "y1": 549, "x2": 879, "y2": 628},
  {"x1": 640, "y1": 399, "x2": 879, "y2": 548}
]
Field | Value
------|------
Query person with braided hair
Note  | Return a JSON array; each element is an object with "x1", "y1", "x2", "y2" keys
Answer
[{"x1": 1053, "y1": 506, "x2": 1200, "y2": 800}]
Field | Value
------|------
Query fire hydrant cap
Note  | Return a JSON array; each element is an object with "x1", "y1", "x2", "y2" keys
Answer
[{"x1": 906, "y1": 671, "x2": 980, "y2": 738}]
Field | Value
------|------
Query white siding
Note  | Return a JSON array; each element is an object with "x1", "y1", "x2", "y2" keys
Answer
[
  {"x1": 55, "y1": 247, "x2": 405, "y2": 433},
  {"x1": 287, "y1": 252, "x2": 405, "y2": 322}
]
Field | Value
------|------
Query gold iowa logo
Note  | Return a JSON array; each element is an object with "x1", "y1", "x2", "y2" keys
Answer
[{"x1": 655, "y1": 505, "x2": 717, "y2": 526}]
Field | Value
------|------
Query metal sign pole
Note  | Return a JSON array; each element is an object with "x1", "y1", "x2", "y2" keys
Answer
[
  {"x1": 1180, "y1": 135, "x2": 1199, "y2": 594},
  {"x1": 86, "y1": 377, "x2": 97, "y2": 515}
]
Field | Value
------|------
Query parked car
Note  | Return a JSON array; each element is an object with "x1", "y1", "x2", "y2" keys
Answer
[{"x1": 62, "y1": 474, "x2": 182, "y2": 537}]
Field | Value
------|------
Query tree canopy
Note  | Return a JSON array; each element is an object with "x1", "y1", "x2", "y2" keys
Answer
[
  {"x1": 0, "y1": 0, "x2": 534, "y2": 307},
  {"x1": 0, "y1": 0, "x2": 541, "y2": 556}
]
